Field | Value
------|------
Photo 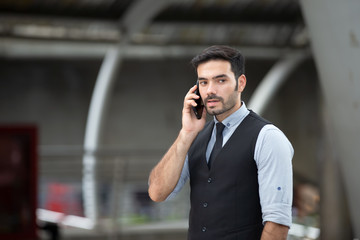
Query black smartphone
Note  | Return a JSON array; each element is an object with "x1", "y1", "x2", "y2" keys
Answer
[{"x1": 192, "y1": 80, "x2": 204, "y2": 119}]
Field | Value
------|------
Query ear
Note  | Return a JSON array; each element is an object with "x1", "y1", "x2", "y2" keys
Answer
[{"x1": 237, "y1": 74, "x2": 246, "y2": 93}]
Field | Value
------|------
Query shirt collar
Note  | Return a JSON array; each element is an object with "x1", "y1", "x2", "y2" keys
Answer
[{"x1": 214, "y1": 102, "x2": 250, "y2": 129}]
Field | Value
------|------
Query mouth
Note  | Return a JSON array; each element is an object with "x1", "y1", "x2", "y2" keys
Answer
[{"x1": 206, "y1": 99, "x2": 220, "y2": 107}]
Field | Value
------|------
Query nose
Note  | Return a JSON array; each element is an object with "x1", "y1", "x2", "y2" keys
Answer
[{"x1": 206, "y1": 82, "x2": 216, "y2": 96}]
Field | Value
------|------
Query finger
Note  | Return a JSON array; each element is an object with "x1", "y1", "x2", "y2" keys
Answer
[
  {"x1": 187, "y1": 85, "x2": 198, "y2": 95},
  {"x1": 184, "y1": 91, "x2": 200, "y2": 102},
  {"x1": 186, "y1": 93, "x2": 200, "y2": 101},
  {"x1": 185, "y1": 99, "x2": 197, "y2": 107}
]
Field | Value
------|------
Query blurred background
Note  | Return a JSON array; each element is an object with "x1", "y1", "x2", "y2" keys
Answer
[{"x1": 0, "y1": 0, "x2": 359, "y2": 239}]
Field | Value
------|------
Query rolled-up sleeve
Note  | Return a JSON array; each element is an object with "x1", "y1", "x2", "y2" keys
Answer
[{"x1": 254, "y1": 125, "x2": 294, "y2": 227}]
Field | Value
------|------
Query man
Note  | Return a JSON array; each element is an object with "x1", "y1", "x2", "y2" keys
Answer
[{"x1": 148, "y1": 45, "x2": 293, "y2": 240}]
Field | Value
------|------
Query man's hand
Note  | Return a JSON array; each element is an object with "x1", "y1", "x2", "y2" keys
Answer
[
  {"x1": 261, "y1": 222, "x2": 289, "y2": 240},
  {"x1": 182, "y1": 85, "x2": 207, "y2": 134}
]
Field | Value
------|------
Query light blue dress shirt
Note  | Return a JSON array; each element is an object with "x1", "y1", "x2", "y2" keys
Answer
[{"x1": 167, "y1": 102, "x2": 294, "y2": 227}]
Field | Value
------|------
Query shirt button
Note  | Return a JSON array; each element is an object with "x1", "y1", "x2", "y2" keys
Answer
[
  {"x1": 202, "y1": 227, "x2": 207, "y2": 232},
  {"x1": 203, "y1": 202, "x2": 208, "y2": 208},
  {"x1": 207, "y1": 177, "x2": 212, "y2": 183}
]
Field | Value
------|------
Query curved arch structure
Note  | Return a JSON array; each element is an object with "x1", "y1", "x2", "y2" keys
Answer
[{"x1": 82, "y1": 0, "x2": 171, "y2": 226}]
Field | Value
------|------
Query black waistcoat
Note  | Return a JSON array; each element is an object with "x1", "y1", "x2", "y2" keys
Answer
[{"x1": 187, "y1": 111, "x2": 270, "y2": 240}]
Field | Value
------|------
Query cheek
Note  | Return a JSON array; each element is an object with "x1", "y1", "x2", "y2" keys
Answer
[
  {"x1": 222, "y1": 87, "x2": 234, "y2": 96},
  {"x1": 199, "y1": 87, "x2": 208, "y2": 98}
]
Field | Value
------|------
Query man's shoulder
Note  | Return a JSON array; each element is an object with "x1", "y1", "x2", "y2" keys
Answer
[
  {"x1": 257, "y1": 124, "x2": 294, "y2": 154},
  {"x1": 247, "y1": 110, "x2": 272, "y2": 125}
]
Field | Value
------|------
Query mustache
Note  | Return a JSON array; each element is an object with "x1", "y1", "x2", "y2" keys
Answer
[{"x1": 204, "y1": 94, "x2": 224, "y2": 102}]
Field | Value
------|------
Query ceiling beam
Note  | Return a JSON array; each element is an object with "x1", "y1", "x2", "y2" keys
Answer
[{"x1": 0, "y1": 37, "x2": 303, "y2": 60}]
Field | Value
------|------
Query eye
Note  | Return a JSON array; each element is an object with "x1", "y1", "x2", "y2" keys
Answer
[
  {"x1": 199, "y1": 81, "x2": 207, "y2": 85},
  {"x1": 218, "y1": 79, "x2": 226, "y2": 83}
]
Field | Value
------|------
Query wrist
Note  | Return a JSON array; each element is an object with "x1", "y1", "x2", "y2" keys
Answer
[{"x1": 178, "y1": 128, "x2": 198, "y2": 144}]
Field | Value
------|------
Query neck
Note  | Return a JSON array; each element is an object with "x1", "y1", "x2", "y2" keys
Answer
[{"x1": 215, "y1": 101, "x2": 242, "y2": 122}]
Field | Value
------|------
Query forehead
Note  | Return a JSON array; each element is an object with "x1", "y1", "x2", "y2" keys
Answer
[{"x1": 197, "y1": 60, "x2": 233, "y2": 78}]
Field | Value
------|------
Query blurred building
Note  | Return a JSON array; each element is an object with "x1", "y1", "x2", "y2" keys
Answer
[{"x1": 0, "y1": 0, "x2": 359, "y2": 239}]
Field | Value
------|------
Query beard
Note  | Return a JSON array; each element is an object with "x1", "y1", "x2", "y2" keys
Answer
[{"x1": 204, "y1": 91, "x2": 238, "y2": 116}]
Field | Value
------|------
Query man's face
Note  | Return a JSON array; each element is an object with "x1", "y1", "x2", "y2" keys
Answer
[{"x1": 197, "y1": 60, "x2": 246, "y2": 121}]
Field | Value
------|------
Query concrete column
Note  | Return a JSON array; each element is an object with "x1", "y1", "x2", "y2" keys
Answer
[{"x1": 300, "y1": 0, "x2": 360, "y2": 237}]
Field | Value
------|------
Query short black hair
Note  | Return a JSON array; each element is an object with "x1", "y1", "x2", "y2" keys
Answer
[{"x1": 190, "y1": 45, "x2": 245, "y2": 80}]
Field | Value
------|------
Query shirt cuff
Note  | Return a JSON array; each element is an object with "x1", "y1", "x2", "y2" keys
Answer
[{"x1": 262, "y1": 203, "x2": 292, "y2": 228}]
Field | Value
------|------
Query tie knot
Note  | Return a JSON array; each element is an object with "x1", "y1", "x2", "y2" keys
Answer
[{"x1": 216, "y1": 122, "x2": 225, "y2": 136}]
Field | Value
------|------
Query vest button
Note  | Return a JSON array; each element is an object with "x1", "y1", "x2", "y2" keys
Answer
[
  {"x1": 207, "y1": 177, "x2": 212, "y2": 183},
  {"x1": 203, "y1": 202, "x2": 208, "y2": 208},
  {"x1": 201, "y1": 226, "x2": 207, "y2": 232}
]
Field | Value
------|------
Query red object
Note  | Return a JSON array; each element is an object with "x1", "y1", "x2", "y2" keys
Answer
[
  {"x1": 0, "y1": 126, "x2": 38, "y2": 240},
  {"x1": 45, "y1": 182, "x2": 82, "y2": 216}
]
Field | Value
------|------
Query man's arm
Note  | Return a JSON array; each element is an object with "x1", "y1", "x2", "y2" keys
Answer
[
  {"x1": 148, "y1": 129, "x2": 196, "y2": 202},
  {"x1": 261, "y1": 221, "x2": 289, "y2": 240},
  {"x1": 148, "y1": 85, "x2": 206, "y2": 202},
  {"x1": 255, "y1": 125, "x2": 294, "y2": 238}
]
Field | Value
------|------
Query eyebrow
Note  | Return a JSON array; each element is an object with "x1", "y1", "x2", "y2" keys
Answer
[{"x1": 198, "y1": 74, "x2": 229, "y2": 81}]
